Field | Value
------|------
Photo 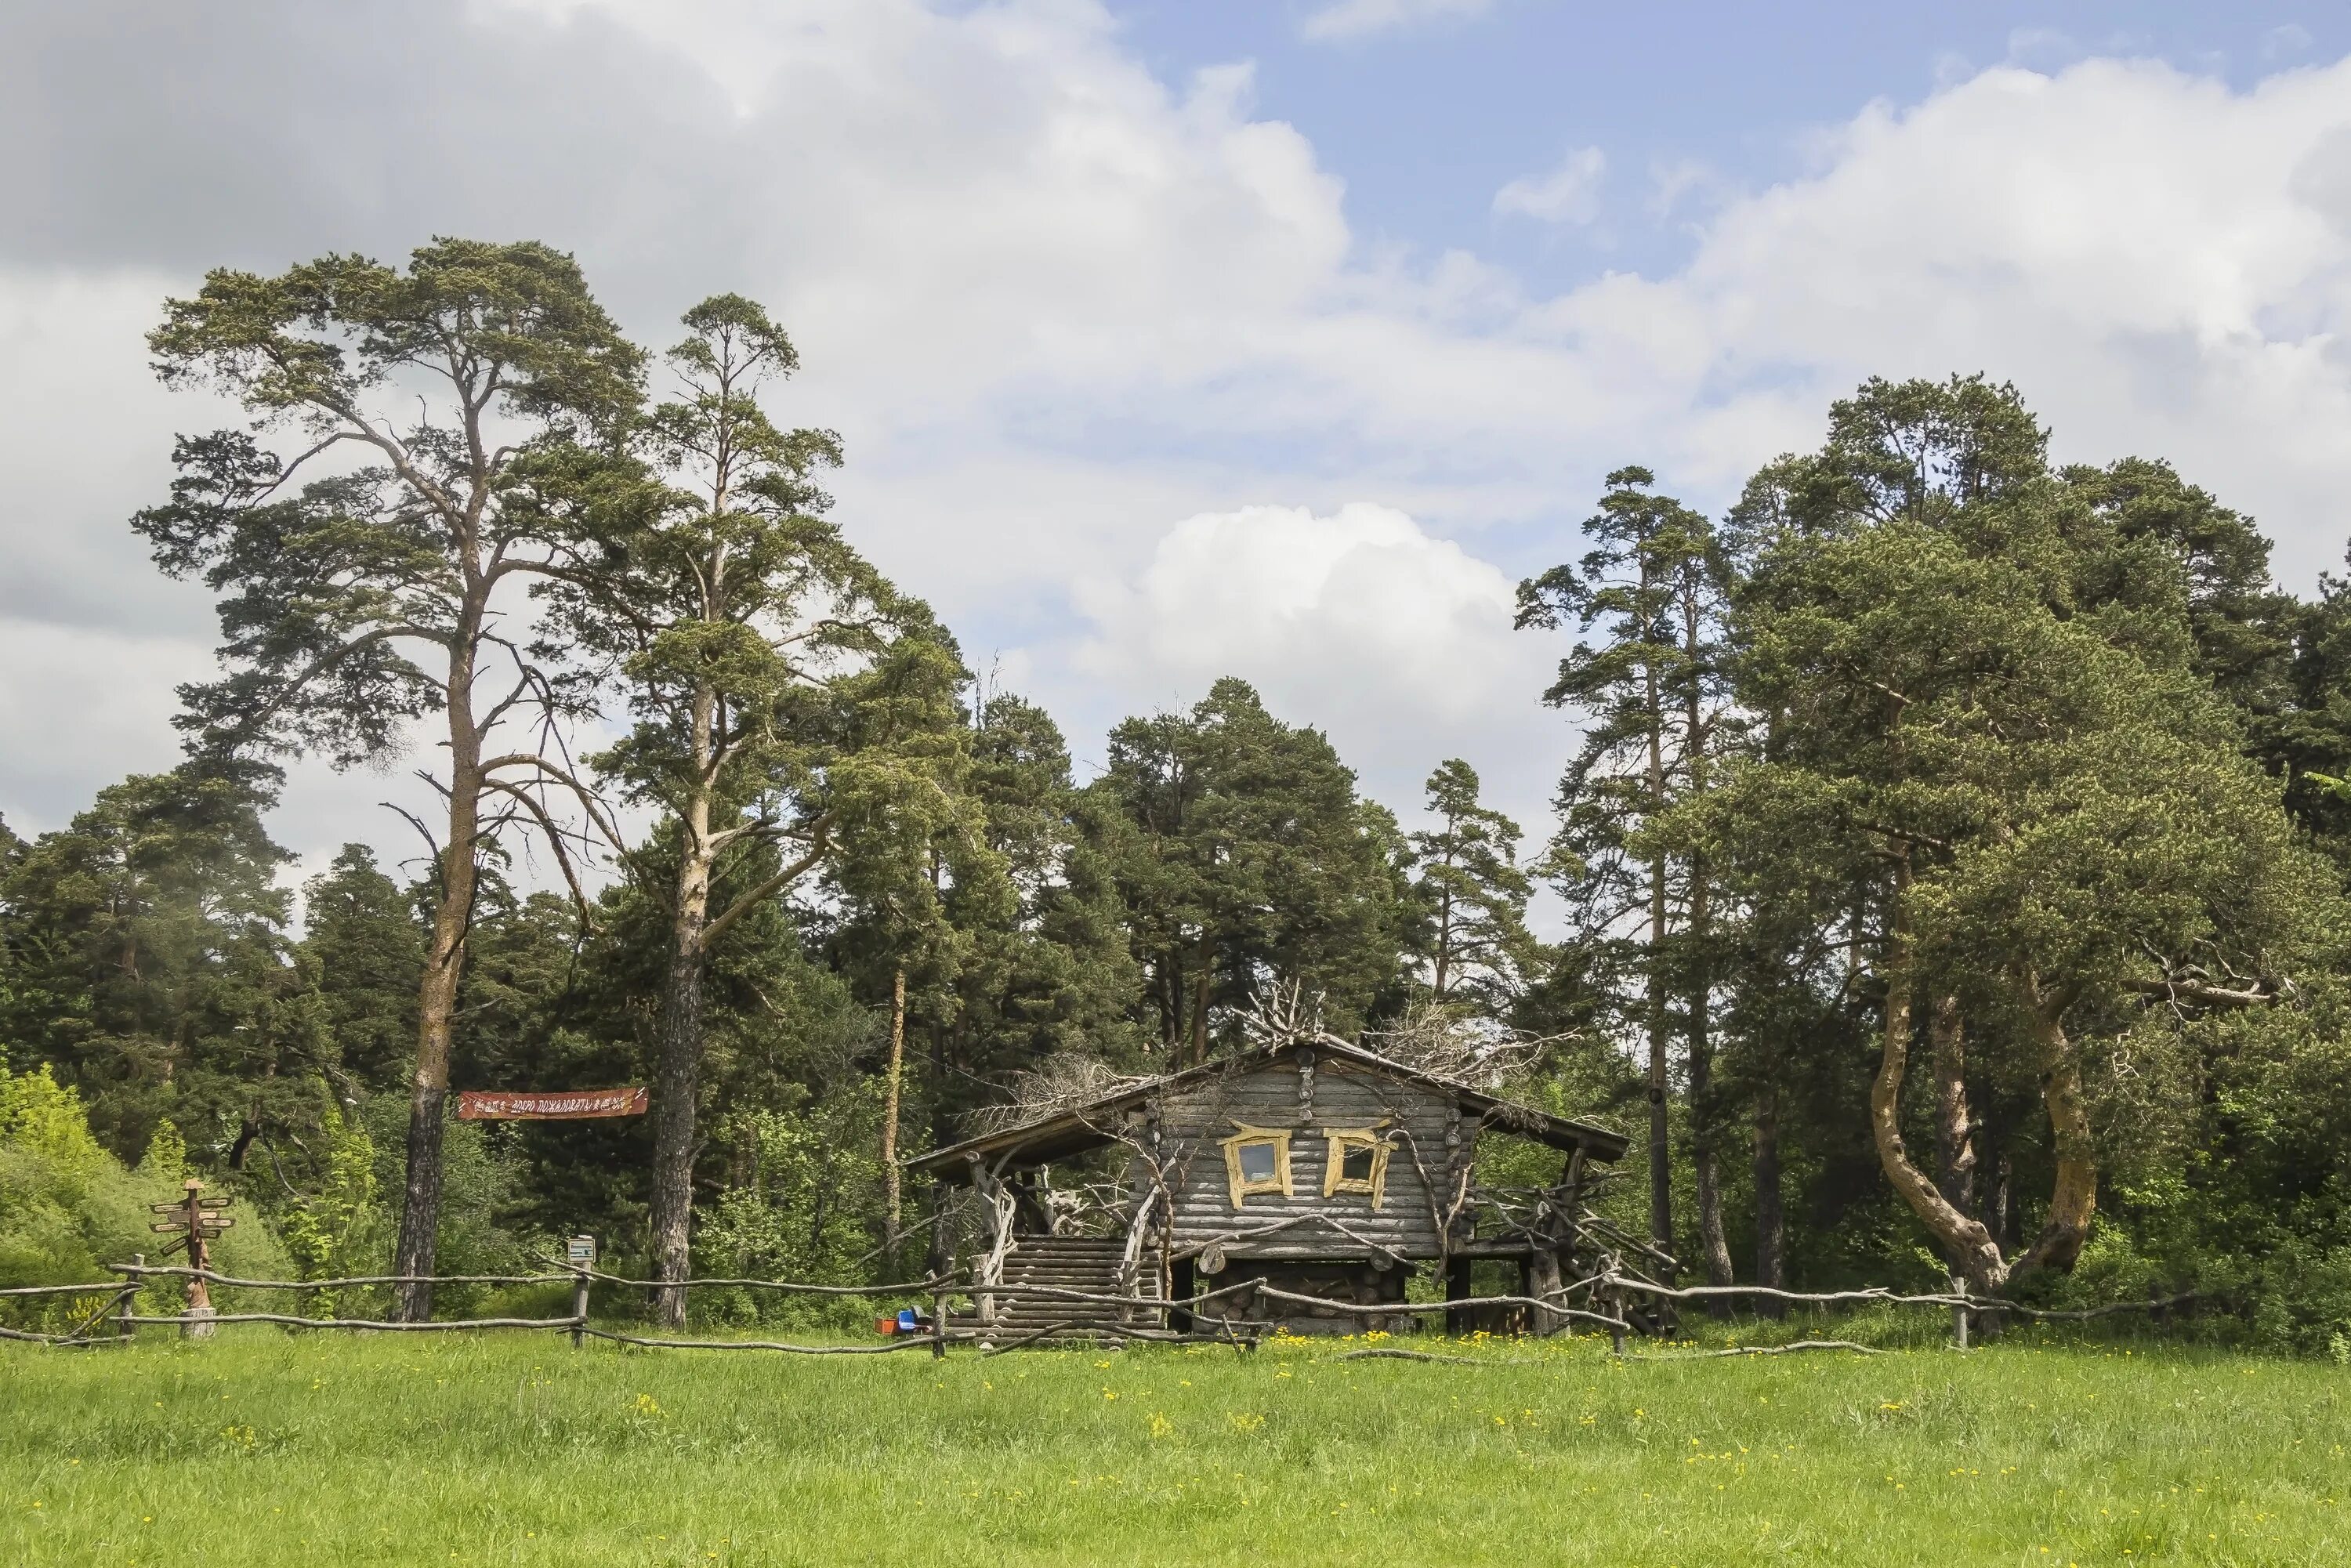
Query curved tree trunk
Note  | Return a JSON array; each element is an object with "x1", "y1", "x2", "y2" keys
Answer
[
  {"x1": 2009, "y1": 972, "x2": 2097, "y2": 1282},
  {"x1": 1930, "y1": 994, "x2": 1977, "y2": 1219},
  {"x1": 1867, "y1": 856, "x2": 2008, "y2": 1295}
]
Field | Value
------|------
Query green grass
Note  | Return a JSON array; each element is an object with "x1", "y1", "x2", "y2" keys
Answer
[{"x1": 4, "y1": 1325, "x2": 2347, "y2": 1566}]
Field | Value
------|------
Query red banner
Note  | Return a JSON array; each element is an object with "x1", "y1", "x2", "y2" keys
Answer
[{"x1": 458, "y1": 1087, "x2": 649, "y2": 1121}]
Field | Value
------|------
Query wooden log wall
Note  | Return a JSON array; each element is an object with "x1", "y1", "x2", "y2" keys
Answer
[{"x1": 1141, "y1": 1053, "x2": 1453, "y2": 1262}]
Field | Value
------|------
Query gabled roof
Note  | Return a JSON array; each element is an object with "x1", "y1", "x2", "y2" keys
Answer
[{"x1": 907, "y1": 1036, "x2": 1628, "y2": 1182}]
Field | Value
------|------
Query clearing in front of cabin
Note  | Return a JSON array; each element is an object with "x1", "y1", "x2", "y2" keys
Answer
[{"x1": 3, "y1": 1324, "x2": 2345, "y2": 1566}]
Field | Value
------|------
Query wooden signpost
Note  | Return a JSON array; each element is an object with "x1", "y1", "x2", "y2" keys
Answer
[{"x1": 150, "y1": 1179, "x2": 231, "y2": 1337}]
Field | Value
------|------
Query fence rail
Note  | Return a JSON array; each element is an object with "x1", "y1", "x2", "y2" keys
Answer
[
  {"x1": 1596, "y1": 1273, "x2": 2200, "y2": 1317},
  {"x1": 0, "y1": 1257, "x2": 2207, "y2": 1356},
  {"x1": 0, "y1": 1280, "x2": 129, "y2": 1298},
  {"x1": 110, "y1": 1266, "x2": 574, "y2": 1291},
  {"x1": 554, "y1": 1265, "x2": 951, "y2": 1296}
]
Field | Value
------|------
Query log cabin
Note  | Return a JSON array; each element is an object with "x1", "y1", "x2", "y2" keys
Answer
[{"x1": 908, "y1": 1035, "x2": 1630, "y2": 1339}]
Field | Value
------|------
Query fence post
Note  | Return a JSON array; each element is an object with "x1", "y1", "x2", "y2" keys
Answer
[
  {"x1": 567, "y1": 1235, "x2": 595, "y2": 1351},
  {"x1": 117, "y1": 1255, "x2": 142, "y2": 1342},
  {"x1": 1950, "y1": 1277, "x2": 1970, "y2": 1351}
]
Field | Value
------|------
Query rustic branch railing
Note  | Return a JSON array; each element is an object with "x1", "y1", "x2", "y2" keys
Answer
[
  {"x1": 555, "y1": 1266, "x2": 951, "y2": 1296},
  {"x1": 115, "y1": 1266, "x2": 572, "y2": 1291},
  {"x1": 1596, "y1": 1273, "x2": 2203, "y2": 1350},
  {"x1": 1248, "y1": 1282, "x2": 1630, "y2": 1334},
  {"x1": 581, "y1": 1327, "x2": 951, "y2": 1355},
  {"x1": 116, "y1": 1313, "x2": 574, "y2": 1333},
  {"x1": 0, "y1": 1280, "x2": 133, "y2": 1298},
  {"x1": 2, "y1": 1257, "x2": 2204, "y2": 1356},
  {"x1": 1599, "y1": 1273, "x2": 2201, "y2": 1322}
]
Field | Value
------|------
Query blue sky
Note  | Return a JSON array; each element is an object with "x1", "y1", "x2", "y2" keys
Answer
[
  {"x1": 5, "y1": 0, "x2": 2351, "y2": 893},
  {"x1": 1113, "y1": 1, "x2": 2350, "y2": 288}
]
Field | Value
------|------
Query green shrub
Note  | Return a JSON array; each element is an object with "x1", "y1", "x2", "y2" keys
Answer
[{"x1": 1, "y1": 1060, "x2": 294, "y2": 1331}]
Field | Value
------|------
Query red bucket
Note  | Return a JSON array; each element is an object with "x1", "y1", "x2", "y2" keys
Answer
[{"x1": 874, "y1": 1316, "x2": 897, "y2": 1335}]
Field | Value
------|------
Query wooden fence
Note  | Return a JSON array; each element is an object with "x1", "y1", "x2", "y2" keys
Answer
[{"x1": 0, "y1": 1258, "x2": 2197, "y2": 1357}]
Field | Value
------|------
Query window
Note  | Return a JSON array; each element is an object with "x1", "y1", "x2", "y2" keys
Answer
[
  {"x1": 1219, "y1": 1124, "x2": 1294, "y2": 1208},
  {"x1": 1322, "y1": 1128, "x2": 1392, "y2": 1210}
]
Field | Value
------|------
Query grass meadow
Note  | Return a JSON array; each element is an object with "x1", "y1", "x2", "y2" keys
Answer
[{"x1": 4, "y1": 1320, "x2": 2347, "y2": 1566}]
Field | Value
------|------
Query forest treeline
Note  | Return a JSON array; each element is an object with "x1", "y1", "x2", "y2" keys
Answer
[{"x1": 6, "y1": 241, "x2": 2351, "y2": 1348}]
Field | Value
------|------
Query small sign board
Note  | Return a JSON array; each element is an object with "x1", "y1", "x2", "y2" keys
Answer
[
  {"x1": 565, "y1": 1236, "x2": 596, "y2": 1267},
  {"x1": 458, "y1": 1087, "x2": 649, "y2": 1121}
]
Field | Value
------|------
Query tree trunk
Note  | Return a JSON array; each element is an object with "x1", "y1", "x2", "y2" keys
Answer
[
  {"x1": 648, "y1": 838, "x2": 712, "y2": 1330},
  {"x1": 1432, "y1": 882, "x2": 1452, "y2": 1001},
  {"x1": 1866, "y1": 854, "x2": 2008, "y2": 1295},
  {"x1": 882, "y1": 964, "x2": 907, "y2": 1248},
  {"x1": 1686, "y1": 866, "x2": 1733, "y2": 1305},
  {"x1": 2009, "y1": 972, "x2": 2097, "y2": 1281},
  {"x1": 930, "y1": 1020, "x2": 951, "y2": 1150},
  {"x1": 1930, "y1": 994, "x2": 1976, "y2": 1216},
  {"x1": 1190, "y1": 940, "x2": 1212, "y2": 1066},
  {"x1": 1992, "y1": 1143, "x2": 2014, "y2": 1250},
  {"x1": 1751, "y1": 1080, "x2": 1784, "y2": 1317},
  {"x1": 392, "y1": 664, "x2": 482, "y2": 1324},
  {"x1": 1646, "y1": 853, "x2": 1673, "y2": 1258}
]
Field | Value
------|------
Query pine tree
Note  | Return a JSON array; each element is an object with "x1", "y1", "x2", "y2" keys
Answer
[
  {"x1": 1726, "y1": 376, "x2": 2339, "y2": 1292},
  {"x1": 135, "y1": 240, "x2": 646, "y2": 1318},
  {"x1": 1407, "y1": 759, "x2": 1534, "y2": 1014},
  {"x1": 0, "y1": 763, "x2": 322, "y2": 1168},
  {"x1": 1517, "y1": 468, "x2": 1733, "y2": 1269},
  {"x1": 298, "y1": 846, "x2": 422, "y2": 1094},
  {"x1": 1091, "y1": 679, "x2": 1410, "y2": 1060}
]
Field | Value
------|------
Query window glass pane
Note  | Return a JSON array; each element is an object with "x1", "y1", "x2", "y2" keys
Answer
[
  {"x1": 1341, "y1": 1143, "x2": 1375, "y2": 1182},
  {"x1": 1237, "y1": 1142, "x2": 1277, "y2": 1182}
]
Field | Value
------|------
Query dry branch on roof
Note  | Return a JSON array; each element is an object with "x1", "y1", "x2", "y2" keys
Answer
[
  {"x1": 1360, "y1": 1001, "x2": 1558, "y2": 1091},
  {"x1": 967, "y1": 1052, "x2": 1155, "y2": 1134}
]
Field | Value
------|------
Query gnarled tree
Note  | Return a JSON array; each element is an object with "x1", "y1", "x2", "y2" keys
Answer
[
  {"x1": 1728, "y1": 376, "x2": 2333, "y2": 1294},
  {"x1": 135, "y1": 240, "x2": 644, "y2": 1318}
]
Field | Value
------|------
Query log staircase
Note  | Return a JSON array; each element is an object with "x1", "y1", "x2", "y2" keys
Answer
[{"x1": 950, "y1": 1234, "x2": 1160, "y2": 1342}]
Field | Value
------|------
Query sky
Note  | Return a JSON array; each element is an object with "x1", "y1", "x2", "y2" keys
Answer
[{"x1": 5, "y1": 0, "x2": 2351, "y2": 902}]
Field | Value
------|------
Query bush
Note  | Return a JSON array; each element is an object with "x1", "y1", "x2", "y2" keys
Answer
[{"x1": 0, "y1": 1062, "x2": 294, "y2": 1331}]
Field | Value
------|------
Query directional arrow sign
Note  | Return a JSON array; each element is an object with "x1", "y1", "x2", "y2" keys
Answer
[
  {"x1": 197, "y1": 1217, "x2": 234, "y2": 1229},
  {"x1": 152, "y1": 1221, "x2": 188, "y2": 1233},
  {"x1": 151, "y1": 1203, "x2": 191, "y2": 1214},
  {"x1": 197, "y1": 1198, "x2": 232, "y2": 1210}
]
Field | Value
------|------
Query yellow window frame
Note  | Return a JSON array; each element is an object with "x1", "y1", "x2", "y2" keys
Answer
[
  {"x1": 1321, "y1": 1126, "x2": 1393, "y2": 1210},
  {"x1": 1219, "y1": 1124, "x2": 1294, "y2": 1208}
]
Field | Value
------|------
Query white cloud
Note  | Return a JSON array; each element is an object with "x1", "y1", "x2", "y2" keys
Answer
[
  {"x1": 1646, "y1": 156, "x2": 1722, "y2": 221},
  {"x1": 1070, "y1": 503, "x2": 1561, "y2": 827},
  {"x1": 1591, "y1": 58, "x2": 2351, "y2": 583},
  {"x1": 1299, "y1": 0, "x2": 1492, "y2": 45},
  {"x1": 2262, "y1": 24, "x2": 2313, "y2": 61},
  {"x1": 1493, "y1": 146, "x2": 1608, "y2": 224},
  {"x1": 7, "y1": 2, "x2": 2351, "y2": 882},
  {"x1": 2005, "y1": 27, "x2": 2080, "y2": 67}
]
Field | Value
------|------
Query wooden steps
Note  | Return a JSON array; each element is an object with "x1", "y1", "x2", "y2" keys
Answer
[{"x1": 949, "y1": 1235, "x2": 1160, "y2": 1342}]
